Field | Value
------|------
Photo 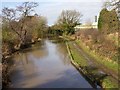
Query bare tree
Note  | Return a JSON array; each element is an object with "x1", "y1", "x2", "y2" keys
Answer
[
  {"x1": 102, "y1": 0, "x2": 111, "y2": 9},
  {"x1": 17, "y1": 2, "x2": 39, "y2": 17},
  {"x1": 56, "y1": 10, "x2": 82, "y2": 34},
  {"x1": 2, "y1": 7, "x2": 21, "y2": 40},
  {"x1": 2, "y1": 7, "x2": 16, "y2": 21},
  {"x1": 103, "y1": 0, "x2": 120, "y2": 11},
  {"x1": 2, "y1": 2, "x2": 39, "y2": 46},
  {"x1": 110, "y1": 0, "x2": 120, "y2": 10}
]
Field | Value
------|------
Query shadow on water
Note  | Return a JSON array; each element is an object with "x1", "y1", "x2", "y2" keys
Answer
[
  {"x1": 19, "y1": 40, "x2": 45, "y2": 53},
  {"x1": 81, "y1": 65, "x2": 108, "y2": 87}
]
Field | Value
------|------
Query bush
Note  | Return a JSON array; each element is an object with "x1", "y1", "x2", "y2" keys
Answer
[{"x1": 76, "y1": 29, "x2": 117, "y2": 61}]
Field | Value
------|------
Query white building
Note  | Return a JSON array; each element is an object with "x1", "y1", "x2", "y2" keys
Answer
[{"x1": 74, "y1": 16, "x2": 98, "y2": 31}]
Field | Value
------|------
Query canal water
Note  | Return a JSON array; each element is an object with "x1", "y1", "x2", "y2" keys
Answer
[{"x1": 10, "y1": 38, "x2": 92, "y2": 88}]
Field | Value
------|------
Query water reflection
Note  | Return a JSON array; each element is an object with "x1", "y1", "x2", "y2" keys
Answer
[
  {"x1": 10, "y1": 39, "x2": 92, "y2": 88},
  {"x1": 56, "y1": 43, "x2": 71, "y2": 65}
]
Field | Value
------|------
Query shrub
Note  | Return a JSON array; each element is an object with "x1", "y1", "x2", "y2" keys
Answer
[{"x1": 98, "y1": 8, "x2": 119, "y2": 34}]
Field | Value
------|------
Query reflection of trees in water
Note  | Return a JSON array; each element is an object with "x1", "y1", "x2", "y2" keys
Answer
[
  {"x1": 47, "y1": 36, "x2": 59, "y2": 40},
  {"x1": 17, "y1": 52, "x2": 29, "y2": 65},
  {"x1": 29, "y1": 48, "x2": 48, "y2": 59},
  {"x1": 21, "y1": 40, "x2": 45, "y2": 53},
  {"x1": 14, "y1": 43, "x2": 48, "y2": 74},
  {"x1": 29, "y1": 40, "x2": 48, "y2": 59},
  {"x1": 47, "y1": 36, "x2": 64, "y2": 44},
  {"x1": 56, "y1": 43, "x2": 71, "y2": 65},
  {"x1": 16, "y1": 52, "x2": 37, "y2": 75}
]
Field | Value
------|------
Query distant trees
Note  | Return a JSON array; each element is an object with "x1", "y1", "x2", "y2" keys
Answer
[
  {"x1": 48, "y1": 25, "x2": 63, "y2": 36},
  {"x1": 98, "y1": 8, "x2": 119, "y2": 34},
  {"x1": 56, "y1": 10, "x2": 82, "y2": 35}
]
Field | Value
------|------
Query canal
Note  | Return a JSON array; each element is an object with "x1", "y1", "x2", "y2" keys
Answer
[{"x1": 10, "y1": 38, "x2": 92, "y2": 88}]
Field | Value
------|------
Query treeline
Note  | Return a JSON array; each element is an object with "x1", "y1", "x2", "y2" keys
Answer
[
  {"x1": 48, "y1": 10, "x2": 82, "y2": 36},
  {"x1": 2, "y1": 2, "x2": 48, "y2": 57}
]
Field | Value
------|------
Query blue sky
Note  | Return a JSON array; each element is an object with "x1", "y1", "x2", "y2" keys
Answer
[{"x1": 1, "y1": 0, "x2": 105, "y2": 26}]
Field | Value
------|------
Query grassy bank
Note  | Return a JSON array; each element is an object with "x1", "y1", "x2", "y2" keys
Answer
[
  {"x1": 75, "y1": 40, "x2": 119, "y2": 88},
  {"x1": 64, "y1": 36, "x2": 118, "y2": 88},
  {"x1": 66, "y1": 41, "x2": 88, "y2": 67},
  {"x1": 76, "y1": 40, "x2": 118, "y2": 74}
]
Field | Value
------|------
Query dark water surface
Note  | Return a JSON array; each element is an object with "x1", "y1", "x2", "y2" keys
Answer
[{"x1": 10, "y1": 39, "x2": 92, "y2": 88}]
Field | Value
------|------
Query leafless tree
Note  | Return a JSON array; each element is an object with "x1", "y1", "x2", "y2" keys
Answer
[
  {"x1": 103, "y1": 0, "x2": 120, "y2": 11},
  {"x1": 17, "y1": 2, "x2": 39, "y2": 17},
  {"x1": 110, "y1": 0, "x2": 120, "y2": 10},
  {"x1": 2, "y1": 7, "x2": 21, "y2": 40},
  {"x1": 2, "y1": 2, "x2": 39, "y2": 45}
]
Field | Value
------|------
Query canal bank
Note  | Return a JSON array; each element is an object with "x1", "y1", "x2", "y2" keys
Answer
[
  {"x1": 2, "y1": 39, "x2": 43, "y2": 88},
  {"x1": 65, "y1": 40, "x2": 101, "y2": 89},
  {"x1": 62, "y1": 36, "x2": 118, "y2": 89}
]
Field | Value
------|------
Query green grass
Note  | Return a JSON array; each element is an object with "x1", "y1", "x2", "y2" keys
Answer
[
  {"x1": 68, "y1": 42, "x2": 88, "y2": 67},
  {"x1": 76, "y1": 40, "x2": 118, "y2": 73},
  {"x1": 102, "y1": 76, "x2": 118, "y2": 88},
  {"x1": 64, "y1": 36, "x2": 119, "y2": 88}
]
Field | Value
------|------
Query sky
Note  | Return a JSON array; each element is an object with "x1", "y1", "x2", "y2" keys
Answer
[{"x1": 1, "y1": 0, "x2": 105, "y2": 26}]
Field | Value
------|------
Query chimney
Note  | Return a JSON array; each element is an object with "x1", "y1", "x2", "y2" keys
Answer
[{"x1": 95, "y1": 16, "x2": 97, "y2": 22}]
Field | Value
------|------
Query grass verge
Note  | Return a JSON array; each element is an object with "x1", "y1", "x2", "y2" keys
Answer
[
  {"x1": 76, "y1": 40, "x2": 118, "y2": 74},
  {"x1": 64, "y1": 36, "x2": 118, "y2": 88}
]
